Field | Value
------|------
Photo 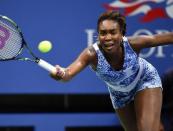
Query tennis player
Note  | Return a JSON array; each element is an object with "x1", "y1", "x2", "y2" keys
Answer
[{"x1": 51, "y1": 11, "x2": 173, "y2": 131}]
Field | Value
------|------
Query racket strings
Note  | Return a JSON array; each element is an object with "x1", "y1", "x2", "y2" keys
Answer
[
  {"x1": 0, "y1": 19, "x2": 23, "y2": 60},
  {"x1": 0, "y1": 34, "x2": 22, "y2": 59},
  {"x1": 0, "y1": 20, "x2": 19, "y2": 33}
]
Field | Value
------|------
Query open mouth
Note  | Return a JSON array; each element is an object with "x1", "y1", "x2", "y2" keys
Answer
[{"x1": 104, "y1": 43, "x2": 114, "y2": 49}]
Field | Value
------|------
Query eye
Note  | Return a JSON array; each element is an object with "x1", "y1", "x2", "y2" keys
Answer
[
  {"x1": 99, "y1": 30, "x2": 107, "y2": 36},
  {"x1": 110, "y1": 30, "x2": 117, "y2": 35}
]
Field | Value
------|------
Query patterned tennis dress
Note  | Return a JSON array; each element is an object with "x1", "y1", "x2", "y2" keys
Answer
[{"x1": 92, "y1": 37, "x2": 162, "y2": 109}]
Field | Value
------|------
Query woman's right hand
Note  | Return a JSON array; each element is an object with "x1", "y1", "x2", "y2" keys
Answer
[{"x1": 50, "y1": 65, "x2": 65, "y2": 81}]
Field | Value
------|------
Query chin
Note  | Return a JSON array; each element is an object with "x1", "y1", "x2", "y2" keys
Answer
[{"x1": 104, "y1": 48, "x2": 117, "y2": 54}]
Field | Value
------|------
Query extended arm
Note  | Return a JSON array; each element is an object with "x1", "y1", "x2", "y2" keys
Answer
[
  {"x1": 128, "y1": 32, "x2": 173, "y2": 53},
  {"x1": 50, "y1": 46, "x2": 96, "y2": 82}
]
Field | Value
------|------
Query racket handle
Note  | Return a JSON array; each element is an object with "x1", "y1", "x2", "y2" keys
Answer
[{"x1": 37, "y1": 59, "x2": 56, "y2": 73}]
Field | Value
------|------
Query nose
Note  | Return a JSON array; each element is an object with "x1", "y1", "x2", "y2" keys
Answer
[{"x1": 104, "y1": 33, "x2": 112, "y2": 41}]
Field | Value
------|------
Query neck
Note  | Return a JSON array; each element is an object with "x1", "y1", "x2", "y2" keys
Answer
[
  {"x1": 106, "y1": 44, "x2": 123, "y2": 61},
  {"x1": 104, "y1": 44, "x2": 124, "y2": 71}
]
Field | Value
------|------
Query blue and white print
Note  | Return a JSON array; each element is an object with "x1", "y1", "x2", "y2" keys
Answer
[{"x1": 92, "y1": 37, "x2": 162, "y2": 109}]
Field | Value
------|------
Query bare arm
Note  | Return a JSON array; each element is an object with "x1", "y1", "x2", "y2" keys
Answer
[
  {"x1": 128, "y1": 32, "x2": 173, "y2": 53},
  {"x1": 50, "y1": 46, "x2": 96, "y2": 82}
]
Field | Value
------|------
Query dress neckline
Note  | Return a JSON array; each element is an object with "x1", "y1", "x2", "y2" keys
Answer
[{"x1": 97, "y1": 41, "x2": 126, "y2": 72}]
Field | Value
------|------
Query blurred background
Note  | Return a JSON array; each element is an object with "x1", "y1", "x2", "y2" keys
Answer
[{"x1": 0, "y1": 0, "x2": 173, "y2": 131}]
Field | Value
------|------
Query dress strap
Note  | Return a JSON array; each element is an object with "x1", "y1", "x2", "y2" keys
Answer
[{"x1": 92, "y1": 42, "x2": 99, "y2": 51}]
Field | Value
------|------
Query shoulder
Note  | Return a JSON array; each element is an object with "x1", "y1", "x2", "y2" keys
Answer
[
  {"x1": 79, "y1": 45, "x2": 97, "y2": 64},
  {"x1": 84, "y1": 45, "x2": 98, "y2": 70},
  {"x1": 82, "y1": 45, "x2": 97, "y2": 58},
  {"x1": 123, "y1": 36, "x2": 139, "y2": 53},
  {"x1": 126, "y1": 36, "x2": 150, "y2": 53}
]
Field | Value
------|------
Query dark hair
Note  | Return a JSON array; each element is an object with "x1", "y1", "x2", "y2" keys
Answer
[{"x1": 97, "y1": 11, "x2": 126, "y2": 36}]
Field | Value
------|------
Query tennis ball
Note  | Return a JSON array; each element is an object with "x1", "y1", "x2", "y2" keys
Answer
[{"x1": 38, "y1": 40, "x2": 52, "y2": 53}]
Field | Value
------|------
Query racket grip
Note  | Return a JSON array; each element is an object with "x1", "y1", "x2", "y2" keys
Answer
[{"x1": 37, "y1": 59, "x2": 57, "y2": 73}]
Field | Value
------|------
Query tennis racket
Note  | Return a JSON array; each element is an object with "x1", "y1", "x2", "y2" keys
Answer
[{"x1": 0, "y1": 15, "x2": 64, "y2": 74}]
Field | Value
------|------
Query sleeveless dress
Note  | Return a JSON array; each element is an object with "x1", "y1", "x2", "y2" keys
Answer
[{"x1": 92, "y1": 37, "x2": 162, "y2": 109}]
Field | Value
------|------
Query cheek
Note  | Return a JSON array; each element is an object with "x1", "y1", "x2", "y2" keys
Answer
[
  {"x1": 113, "y1": 35, "x2": 123, "y2": 43},
  {"x1": 98, "y1": 36, "x2": 104, "y2": 42},
  {"x1": 98, "y1": 34, "x2": 123, "y2": 43}
]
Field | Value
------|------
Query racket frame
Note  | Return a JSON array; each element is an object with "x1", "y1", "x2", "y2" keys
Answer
[
  {"x1": 0, "y1": 15, "x2": 39, "y2": 62},
  {"x1": 0, "y1": 15, "x2": 61, "y2": 73}
]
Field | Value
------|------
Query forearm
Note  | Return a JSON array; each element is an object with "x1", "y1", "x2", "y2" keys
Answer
[
  {"x1": 60, "y1": 68, "x2": 73, "y2": 82},
  {"x1": 50, "y1": 63, "x2": 84, "y2": 82},
  {"x1": 50, "y1": 47, "x2": 93, "y2": 82}
]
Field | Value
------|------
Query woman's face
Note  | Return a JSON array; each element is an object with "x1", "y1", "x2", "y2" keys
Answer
[{"x1": 98, "y1": 20, "x2": 123, "y2": 54}]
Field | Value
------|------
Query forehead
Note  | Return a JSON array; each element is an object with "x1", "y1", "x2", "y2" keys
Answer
[{"x1": 99, "y1": 20, "x2": 120, "y2": 30}]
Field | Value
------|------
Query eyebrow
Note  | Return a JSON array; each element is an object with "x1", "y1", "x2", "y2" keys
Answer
[{"x1": 99, "y1": 29, "x2": 117, "y2": 32}]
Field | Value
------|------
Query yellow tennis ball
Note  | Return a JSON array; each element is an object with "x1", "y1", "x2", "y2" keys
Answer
[{"x1": 38, "y1": 40, "x2": 52, "y2": 53}]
